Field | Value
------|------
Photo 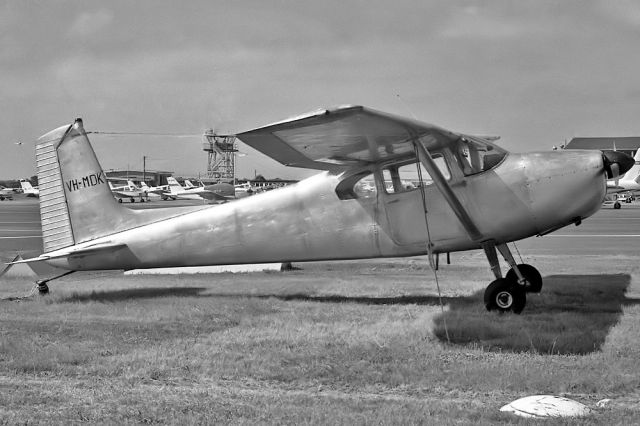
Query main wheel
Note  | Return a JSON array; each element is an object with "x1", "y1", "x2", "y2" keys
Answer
[
  {"x1": 614, "y1": 202, "x2": 621, "y2": 209},
  {"x1": 484, "y1": 278, "x2": 526, "y2": 314},
  {"x1": 505, "y1": 264, "x2": 543, "y2": 293},
  {"x1": 37, "y1": 282, "x2": 49, "y2": 295}
]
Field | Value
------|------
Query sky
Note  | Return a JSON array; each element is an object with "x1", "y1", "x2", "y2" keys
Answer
[{"x1": 2, "y1": 0, "x2": 640, "y2": 180}]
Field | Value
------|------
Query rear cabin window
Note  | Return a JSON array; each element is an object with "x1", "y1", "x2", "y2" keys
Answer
[{"x1": 335, "y1": 171, "x2": 377, "y2": 200}]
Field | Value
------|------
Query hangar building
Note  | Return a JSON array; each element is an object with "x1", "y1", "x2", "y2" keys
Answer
[{"x1": 564, "y1": 137, "x2": 639, "y2": 158}]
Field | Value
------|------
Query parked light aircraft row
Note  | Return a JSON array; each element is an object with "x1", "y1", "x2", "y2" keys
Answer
[
  {"x1": 108, "y1": 176, "x2": 252, "y2": 203},
  {"x1": 14, "y1": 106, "x2": 635, "y2": 314}
]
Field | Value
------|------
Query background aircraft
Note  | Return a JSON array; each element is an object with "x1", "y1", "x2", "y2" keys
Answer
[
  {"x1": 108, "y1": 180, "x2": 147, "y2": 203},
  {"x1": 19, "y1": 179, "x2": 39, "y2": 197},
  {"x1": 162, "y1": 177, "x2": 234, "y2": 202},
  {"x1": 0, "y1": 186, "x2": 15, "y2": 200},
  {"x1": 20, "y1": 108, "x2": 633, "y2": 314}
]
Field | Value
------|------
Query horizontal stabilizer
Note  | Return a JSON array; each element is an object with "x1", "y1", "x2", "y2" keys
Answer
[{"x1": 9, "y1": 242, "x2": 128, "y2": 264}]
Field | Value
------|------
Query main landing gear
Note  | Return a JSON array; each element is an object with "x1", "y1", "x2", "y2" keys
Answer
[{"x1": 482, "y1": 242, "x2": 542, "y2": 314}]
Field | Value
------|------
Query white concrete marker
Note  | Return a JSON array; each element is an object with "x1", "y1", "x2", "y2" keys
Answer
[
  {"x1": 124, "y1": 263, "x2": 284, "y2": 275},
  {"x1": 500, "y1": 395, "x2": 591, "y2": 418}
]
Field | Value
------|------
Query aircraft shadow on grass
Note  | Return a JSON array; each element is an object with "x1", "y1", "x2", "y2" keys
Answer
[
  {"x1": 429, "y1": 274, "x2": 640, "y2": 355},
  {"x1": 57, "y1": 274, "x2": 639, "y2": 355}
]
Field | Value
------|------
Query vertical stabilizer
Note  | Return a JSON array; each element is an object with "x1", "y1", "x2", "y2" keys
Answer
[{"x1": 36, "y1": 119, "x2": 128, "y2": 253}]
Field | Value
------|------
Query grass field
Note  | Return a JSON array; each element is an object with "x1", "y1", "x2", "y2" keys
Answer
[{"x1": 1, "y1": 251, "x2": 639, "y2": 424}]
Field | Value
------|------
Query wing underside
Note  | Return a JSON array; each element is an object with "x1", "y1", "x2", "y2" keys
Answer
[{"x1": 236, "y1": 105, "x2": 462, "y2": 171}]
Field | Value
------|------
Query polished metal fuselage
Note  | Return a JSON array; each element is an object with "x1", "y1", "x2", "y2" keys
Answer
[{"x1": 45, "y1": 150, "x2": 606, "y2": 271}]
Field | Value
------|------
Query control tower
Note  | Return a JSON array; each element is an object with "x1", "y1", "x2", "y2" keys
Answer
[{"x1": 202, "y1": 129, "x2": 237, "y2": 183}]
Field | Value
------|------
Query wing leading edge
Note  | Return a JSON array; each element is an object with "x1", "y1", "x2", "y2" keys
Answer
[{"x1": 236, "y1": 105, "x2": 462, "y2": 171}]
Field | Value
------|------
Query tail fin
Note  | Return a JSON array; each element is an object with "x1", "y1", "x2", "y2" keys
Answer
[
  {"x1": 167, "y1": 177, "x2": 181, "y2": 187},
  {"x1": 184, "y1": 179, "x2": 195, "y2": 188},
  {"x1": 19, "y1": 180, "x2": 33, "y2": 191},
  {"x1": 36, "y1": 119, "x2": 129, "y2": 253},
  {"x1": 166, "y1": 176, "x2": 182, "y2": 194}
]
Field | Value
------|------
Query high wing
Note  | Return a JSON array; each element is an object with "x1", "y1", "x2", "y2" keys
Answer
[{"x1": 236, "y1": 105, "x2": 463, "y2": 170}]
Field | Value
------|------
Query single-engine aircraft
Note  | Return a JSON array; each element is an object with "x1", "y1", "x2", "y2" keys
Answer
[
  {"x1": 19, "y1": 106, "x2": 634, "y2": 313},
  {"x1": 0, "y1": 186, "x2": 15, "y2": 200},
  {"x1": 108, "y1": 179, "x2": 147, "y2": 203}
]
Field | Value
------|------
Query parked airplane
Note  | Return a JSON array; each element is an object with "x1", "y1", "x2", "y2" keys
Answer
[
  {"x1": 0, "y1": 186, "x2": 15, "y2": 200},
  {"x1": 183, "y1": 179, "x2": 198, "y2": 189},
  {"x1": 138, "y1": 182, "x2": 172, "y2": 200},
  {"x1": 19, "y1": 179, "x2": 39, "y2": 197},
  {"x1": 19, "y1": 107, "x2": 634, "y2": 314},
  {"x1": 108, "y1": 180, "x2": 147, "y2": 203},
  {"x1": 162, "y1": 177, "x2": 233, "y2": 202}
]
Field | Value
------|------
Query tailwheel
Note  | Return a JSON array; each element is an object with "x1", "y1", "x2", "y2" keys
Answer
[
  {"x1": 484, "y1": 278, "x2": 526, "y2": 314},
  {"x1": 37, "y1": 281, "x2": 49, "y2": 295},
  {"x1": 505, "y1": 264, "x2": 542, "y2": 293}
]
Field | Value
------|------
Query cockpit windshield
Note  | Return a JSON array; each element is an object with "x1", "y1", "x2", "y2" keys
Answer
[{"x1": 451, "y1": 136, "x2": 507, "y2": 176}]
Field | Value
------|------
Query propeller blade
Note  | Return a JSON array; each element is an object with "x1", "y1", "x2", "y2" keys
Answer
[{"x1": 602, "y1": 150, "x2": 635, "y2": 179}]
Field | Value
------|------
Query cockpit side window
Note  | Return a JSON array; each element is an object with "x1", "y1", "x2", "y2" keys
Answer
[
  {"x1": 382, "y1": 154, "x2": 450, "y2": 194},
  {"x1": 452, "y1": 137, "x2": 507, "y2": 176}
]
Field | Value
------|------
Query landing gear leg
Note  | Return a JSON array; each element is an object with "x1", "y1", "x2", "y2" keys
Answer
[
  {"x1": 482, "y1": 241, "x2": 526, "y2": 314},
  {"x1": 497, "y1": 243, "x2": 543, "y2": 293}
]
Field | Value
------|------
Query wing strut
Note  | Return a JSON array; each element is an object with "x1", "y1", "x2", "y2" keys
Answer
[
  {"x1": 413, "y1": 144, "x2": 450, "y2": 343},
  {"x1": 413, "y1": 140, "x2": 484, "y2": 242}
]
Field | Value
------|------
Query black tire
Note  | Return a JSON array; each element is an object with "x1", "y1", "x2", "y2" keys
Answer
[
  {"x1": 118, "y1": 198, "x2": 123, "y2": 203},
  {"x1": 505, "y1": 264, "x2": 543, "y2": 293},
  {"x1": 38, "y1": 283, "x2": 49, "y2": 295},
  {"x1": 614, "y1": 202, "x2": 621, "y2": 209},
  {"x1": 484, "y1": 278, "x2": 526, "y2": 314}
]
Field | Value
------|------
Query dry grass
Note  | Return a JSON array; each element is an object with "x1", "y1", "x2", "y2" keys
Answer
[{"x1": 1, "y1": 253, "x2": 640, "y2": 424}]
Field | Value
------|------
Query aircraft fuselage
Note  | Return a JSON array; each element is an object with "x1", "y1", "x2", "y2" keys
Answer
[{"x1": 44, "y1": 150, "x2": 606, "y2": 271}]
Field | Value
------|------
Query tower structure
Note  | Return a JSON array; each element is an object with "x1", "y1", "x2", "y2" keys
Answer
[{"x1": 202, "y1": 129, "x2": 237, "y2": 183}]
